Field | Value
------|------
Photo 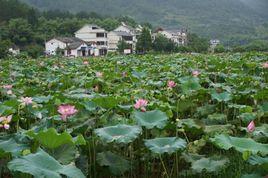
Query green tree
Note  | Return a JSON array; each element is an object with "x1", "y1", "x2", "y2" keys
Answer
[
  {"x1": 0, "y1": 40, "x2": 11, "y2": 59},
  {"x1": 117, "y1": 40, "x2": 131, "y2": 54},
  {"x1": 214, "y1": 44, "x2": 226, "y2": 53},
  {"x1": 136, "y1": 27, "x2": 152, "y2": 53},
  {"x1": 7, "y1": 18, "x2": 33, "y2": 46},
  {"x1": 25, "y1": 44, "x2": 44, "y2": 58},
  {"x1": 187, "y1": 33, "x2": 209, "y2": 53},
  {"x1": 153, "y1": 34, "x2": 176, "y2": 53}
]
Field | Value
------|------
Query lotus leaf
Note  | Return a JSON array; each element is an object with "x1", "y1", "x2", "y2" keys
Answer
[
  {"x1": 133, "y1": 110, "x2": 168, "y2": 129},
  {"x1": 144, "y1": 137, "x2": 187, "y2": 154},
  {"x1": 94, "y1": 124, "x2": 142, "y2": 144}
]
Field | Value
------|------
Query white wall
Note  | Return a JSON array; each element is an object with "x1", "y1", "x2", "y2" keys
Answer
[
  {"x1": 45, "y1": 39, "x2": 66, "y2": 55},
  {"x1": 108, "y1": 32, "x2": 121, "y2": 51},
  {"x1": 75, "y1": 25, "x2": 108, "y2": 50}
]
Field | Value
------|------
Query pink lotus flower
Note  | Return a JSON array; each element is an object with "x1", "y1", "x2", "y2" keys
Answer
[
  {"x1": 94, "y1": 85, "x2": 99, "y2": 92},
  {"x1": 262, "y1": 62, "x2": 268, "y2": 69},
  {"x1": 0, "y1": 115, "x2": 12, "y2": 130},
  {"x1": 134, "y1": 99, "x2": 148, "y2": 112},
  {"x1": 96, "y1": 72, "x2": 103, "y2": 78},
  {"x1": 192, "y1": 70, "x2": 200, "y2": 77},
  {"x1": 19, "y1": 97, "x2": 33, "y2": 105},
  {"x1": 2, "y1": 85, "x2": 12, "y2": 89},
  {"x1": 167, "y1": 80, "x2": 176, "y2": 89},
  {"x1": 7, "y1": 90, "x2": 13, "y2": 95},
  {"x1": 122, "y1": 72, "x2": 127, "y2": 77},
  {"x1": 83, "y1": 61, "x2": 89, "y2": 65},
  {"x1": 57, "y1": 104, "x2": 78, "y2": 121},
  {"x1": 247, "y1": 121, "x2": 255, "y2": 133}
]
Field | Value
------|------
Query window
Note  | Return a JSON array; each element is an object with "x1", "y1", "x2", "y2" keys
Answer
[
  {"x1": 97, "y1": 33, "x2": 105, "y2": 37},
  {"x1": 123, "y1": 36, "x2": 133, "y2": 41},
  {"x1": 97, "y1": 41, "x2": 105, "y2": 45}
]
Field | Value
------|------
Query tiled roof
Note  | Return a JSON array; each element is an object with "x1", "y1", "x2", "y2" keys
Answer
[
  {"x1": 112, "y1": 31, "x2": 133, "y2": 36},
  {"x1": 55, "y1": 37, "x2": 84, "y2": 43}
]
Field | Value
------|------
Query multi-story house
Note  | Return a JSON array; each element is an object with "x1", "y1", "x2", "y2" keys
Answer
[
  {"x1": 75, "y1": 24, "x2": 108, "y2": 56},
  {"x1": 107, "y1": 31, "x2": 134, "y2": 53},
  {"x1": 112, "y1": 22, "x2": 142, "y2": 52},
  {"x1": 153, "y1": 28, "x2": 188, "y2": 46}
]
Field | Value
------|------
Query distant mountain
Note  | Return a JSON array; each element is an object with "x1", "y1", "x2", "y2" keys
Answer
[{"x1": 20, "y1": 0, "x2": 268, "y2": 43}]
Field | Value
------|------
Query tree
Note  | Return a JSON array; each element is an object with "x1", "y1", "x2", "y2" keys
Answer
[
  {"x1": 0, "y1": 40, "x2": 11, "y2": 59},
  {"x1": 7, "y1": 18, "x2": 33, "y2": 46},
  {"x1": 136, "y1": 27, "x2": 152, "y2": 53},
  {"x1": 25, "y1": 44, "x2": 44, "y2": 58},
  {"x1": 117, "y1": 40, "x2": 131, "y2": 54},
  {"x1": 153, "y1": 34, "x2": 176, "y2": 53},
  {"x1": 187, "y1": 33, "x2": 209, "y2": 53},
  {"x1": 214, "y1": 44, "x2": 225, "y2": 53}
]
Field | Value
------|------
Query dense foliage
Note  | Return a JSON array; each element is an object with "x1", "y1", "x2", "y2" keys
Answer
[
  {"x1": 0, "y1": 53, "x2": 267, "y2": 177},
  {"x1": 20, "y1": 0, "x2": 268, "y2": 44},
  {"x1": 0, "y1": 0, "x2": 138, "y2": 57}
]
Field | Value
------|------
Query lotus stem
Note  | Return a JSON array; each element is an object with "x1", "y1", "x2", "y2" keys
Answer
[{"x1": 159, "y1": 154, "x2": 170, "y2": 178}]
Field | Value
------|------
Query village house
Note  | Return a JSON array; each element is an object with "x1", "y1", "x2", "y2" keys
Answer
[
  {"x1": 8, "y1": 45, "x2": 20, "y2": 55},
  {"x1": 210, "y1": 39, "x2": 220, "y2": 48},
  {"x1": 153, "y1": 28, "x2": 188, "y2": 46},
  {"x1": 107, "y1": 31, "x2": 134, "y2": 53},
  {"x1": 113, "y1": 22, "x2": 142, "y2": 52},
  {"x1": 45, "y1": 23, "x2": 144, "y2": 57},
  {"x1": 45, "y1": 37, "x2": 90, "y2": 57},
  {"x1": 75, "y1": 24, "x2": 108, "y2": 56}
]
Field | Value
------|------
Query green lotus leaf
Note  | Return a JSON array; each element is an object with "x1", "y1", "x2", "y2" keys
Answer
[
  {"x1": 32, "y1": 95, "x2": 52, "y2": 103},
  {"x1": 133, "y1": 110, "x2": 168, "y2": 129},
  {"x1": 26, "y1": 128, "x2": 74, "y2": 149},
  {"x1": 144, "y1": 137, "x2": 187, "y2": 154},
  {"x1": 204, "y1": 124, "x2": 234, "y2": 135},
  {"x1": 210, "y1": 134, "x2": 268, "y2": 155},
  {"x1": 92, "y1": 96, "x2": 122, "y2": 109},
  {"x1": 196, "y1": 104, "x2": 216, "y2": 117},
  {"x1": 179, "y1": 76, "x2": 201, "y2": 94},
  {"x1": 82, "y1": 101, "x2": 97, "y2": 112},
  {"x1": 259, "y1": 102, "x2": 268, "y2": 116},
  {"x1": 248, "y1": 155, "x2": 268, "y2": 169},
  {"x1": 132, "y1": 71, "x2": 147, "y2": 79},
  {"x1": 238, "y1": 113, "x2": 257, "y2": 124},
  {"x1": 203, "y1": 113, "x2": 227, "y2": 125},
  {"x1": 211, "y1": 91, "x2": 232, "y2": 102},
  {"x1": 177, "y1": 119, "x2": 204, "y2": 134},
  {"x1": 0, "y1": 137, "x2": 29, "y2": 157},
  {"x1": 8, "y1": 149, "x2": 85, "y2": 178},
  {"x1": 97, "y1": 151, "x2": 130, "y2": 175},
  {"x1": 191, "y1": 156, "x2": 229, "y2": 173},
  {"x1": 241, "y1": 173, "x2": 263, "y2": 178},
  {"x1": 0, "y1": 104, "x2": 16, "y2": 115},
  {"x1": 26, "y1": 128, "x2": 86, "y2": 164},
  {"x1": 94, "y1": 124, "x2": 142, "y2": 144}
]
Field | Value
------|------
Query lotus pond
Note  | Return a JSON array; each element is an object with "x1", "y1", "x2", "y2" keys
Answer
[{"x1": 0, "y1": 53, "x2": 267, "y2": 178}]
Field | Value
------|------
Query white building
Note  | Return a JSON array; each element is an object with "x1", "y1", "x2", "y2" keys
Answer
[
  {"x1": 153, "y1": 28, "x2": 188, "y2": 46},
  {"x1": 75, "y1": 24, "x2": 108, "y2": 56},
  {"x1": 113, "y1": 22, "x2": 142, "y2": 52},
  {"x1": 8, "y1": 45, "x2": 20, "y2": 55},
  {"x1": 107, "y1": 31, "x2": 134, "y2": 52},
  {"x1": 45, "y1": 37, "x2": 90, "y2": 57},
  {"x1": 210, "y1": 39, "x2": 220, "y2": 48}
]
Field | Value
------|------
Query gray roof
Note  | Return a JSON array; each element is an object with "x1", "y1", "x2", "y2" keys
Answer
[
  {"x1": 55, "y1": 37, "x2": 84, "y2": 43},
  {"x1": 67, "y1": 42, "x2": 85, "y2": 49},
  {"x1": 112, "y1": 31, "x2": 133, "y2": 37},
  {"x1": 165, "y1": 29, "x2": 184, "y2": 34}
]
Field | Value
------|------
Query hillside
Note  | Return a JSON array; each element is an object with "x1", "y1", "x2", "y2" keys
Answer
[{"x1": 20, "y1": 0, "x2": 268, "y2": 43}]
